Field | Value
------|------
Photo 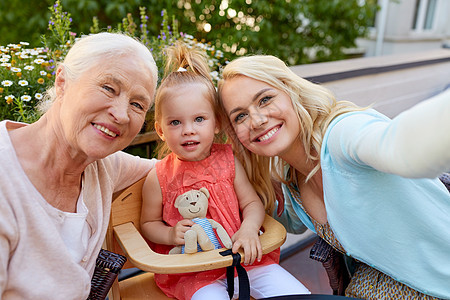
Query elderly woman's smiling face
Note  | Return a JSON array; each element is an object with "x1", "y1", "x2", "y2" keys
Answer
[{"x1": 56, "y1": 54, "x2": 155, "y2": 160}]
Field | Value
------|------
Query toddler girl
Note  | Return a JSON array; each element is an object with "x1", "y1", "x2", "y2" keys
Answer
[{"x1": 140, "y1": 42, "x2": 310, "y2": 300}]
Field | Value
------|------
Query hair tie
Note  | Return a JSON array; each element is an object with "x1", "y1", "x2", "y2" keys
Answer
[{"x1": 177, "y1": 67, "x2": 187, "y2": 72}]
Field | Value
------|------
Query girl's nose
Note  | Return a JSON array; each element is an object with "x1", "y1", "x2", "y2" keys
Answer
[{"x1": 182, "y1": 123, "x2": 196, "y2": 135}]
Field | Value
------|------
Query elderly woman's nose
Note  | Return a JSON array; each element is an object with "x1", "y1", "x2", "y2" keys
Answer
[{"x1": 110, "y1": 99, "x2": 130, "y2": 124}]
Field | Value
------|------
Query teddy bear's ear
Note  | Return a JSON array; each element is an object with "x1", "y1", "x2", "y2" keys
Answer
[{"x1": 199, "y1": 187, "x2": 210, "y2": 199}]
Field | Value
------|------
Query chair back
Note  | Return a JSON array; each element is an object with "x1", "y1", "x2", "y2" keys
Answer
[{"x1": 107, "y1": 177, "x2": 146, "y2": 269}]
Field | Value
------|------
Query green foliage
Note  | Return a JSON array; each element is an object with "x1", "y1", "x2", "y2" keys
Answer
[
  {"x1": 0, "y1": 0, "x2": 227, "y2": 123},
  {"x1": 0, "y1": 0, "x2": 378, "y2": 65}
]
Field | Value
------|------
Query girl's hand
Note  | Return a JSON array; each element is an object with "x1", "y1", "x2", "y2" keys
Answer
[
  {"x1": 231, "y1": 227, "x2": 262, "y2": 265},
  {"x1": 169, "y1": 219, "x2": 195, "y2": 246}
]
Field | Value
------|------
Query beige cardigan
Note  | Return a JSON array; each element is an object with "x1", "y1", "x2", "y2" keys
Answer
[{"x1": 0, "y1": 120, "x2": 156, "y2": 299}]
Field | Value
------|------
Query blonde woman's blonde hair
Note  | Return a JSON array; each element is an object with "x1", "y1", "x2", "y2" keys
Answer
[
  {"x1": 154, "y1": 41, "x2": 219, "y2": 158},
  {"x1": 218, "y1": 55, "x2": 365, "y2": 213}
]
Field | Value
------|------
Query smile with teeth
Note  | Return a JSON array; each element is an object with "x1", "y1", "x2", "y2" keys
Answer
[
  {"x1": 182, "y1": 141, "x2": 199, "y2": 146},
  {"x1": 257, "y1": 126, "x2": 279, "y2": 142},
  {"x1": 93, "y1": 124, "x2": 117, "y2": 137}
]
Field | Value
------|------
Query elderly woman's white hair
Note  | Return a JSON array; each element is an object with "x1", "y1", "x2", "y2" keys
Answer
[{"x1": 39, "y1": 32, "x2": 158, "y2": 112}]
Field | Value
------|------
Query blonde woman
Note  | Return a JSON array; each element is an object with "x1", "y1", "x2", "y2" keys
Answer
[{"x1": 218, "y1": 54, "x2": 450, "y2": 300}]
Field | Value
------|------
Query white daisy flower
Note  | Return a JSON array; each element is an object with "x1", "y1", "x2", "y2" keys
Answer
[
  {"x1": 40, "y1": 70, "x2": 47, "y2": 76},
  {"x1": 21, "y1": 95, "x2": 32, "y2": 102},
  {"x1": 11, "y1": 67, "x2": 21, "y2": 72},
  {"x1": 1, "y1": 80, "x2": 13, "y2": 87},
  {"x1": 20, "y1": 42, "x2": 30, "y2": 46},
  {"x1": 0, "y1": 57, "x2": 9, "y2": 63},
  {"x1": 24, "y1": 65, "x2": 34, "y2": 71},
  {"x1": 18, "y1": 80, "x2": 28, "y2": 86},
  {"x1": 1, "y1": 63, "x2": 11, "y2": 68},
  {"x1": 35, "y1": 93, "x2": 43, "y2": 100},
  {"x1": 34, "y1": 59, "x2": 45, "y2": 64}
]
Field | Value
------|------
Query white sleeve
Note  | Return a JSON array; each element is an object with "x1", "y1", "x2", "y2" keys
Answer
[
  {"x1": 328, "y1": 88, "x2": 450, "y2": 178},
  {"x1": 107, "y1": 151, "x2": 158, "y2": 192}
]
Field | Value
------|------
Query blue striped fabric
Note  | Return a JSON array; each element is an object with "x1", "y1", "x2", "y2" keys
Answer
[{"x1": 181, "y1": 217, "x2": 222, "y2": 253}]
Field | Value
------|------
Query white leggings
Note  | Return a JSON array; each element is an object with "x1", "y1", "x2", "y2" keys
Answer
[{"x1": 191, "y1": 264, "x2": 310, "y2": 300}]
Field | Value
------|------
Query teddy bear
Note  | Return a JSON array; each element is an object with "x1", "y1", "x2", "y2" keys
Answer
[{"x1": 169, "y1": 187, "x2": 233, "y2": 254}]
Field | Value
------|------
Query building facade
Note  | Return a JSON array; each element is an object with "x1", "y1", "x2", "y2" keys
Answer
[{"x1": 357, "y1": 0, "x2": 450, "y2": 56}]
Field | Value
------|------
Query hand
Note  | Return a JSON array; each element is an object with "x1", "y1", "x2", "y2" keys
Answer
[
  {"x1": 231, "y1": 226, "x2": 262, "y2": 265},
  {"x1": 169, "y1": 219, "x2": 195, "y2": 246}
]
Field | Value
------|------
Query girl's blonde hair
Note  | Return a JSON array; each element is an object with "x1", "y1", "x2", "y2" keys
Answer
[
  {"x1": 218, "y1": 55, "x2": 365, "y2": 213},
  {"x1": 154, "y1": 41, "x2": 219, "y2": 159}
]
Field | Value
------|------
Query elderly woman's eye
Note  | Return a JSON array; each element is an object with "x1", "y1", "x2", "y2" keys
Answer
[
  {"x1": 131, "y1": 102, "x2": 144, "y2": 110},
  {"x1": 102, "y1": 85, "x2": 114, "y2": 93}
]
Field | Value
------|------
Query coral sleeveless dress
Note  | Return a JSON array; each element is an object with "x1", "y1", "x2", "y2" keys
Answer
[{"x1": 154, "y1": 144, "x2": 279, "y2": 300}]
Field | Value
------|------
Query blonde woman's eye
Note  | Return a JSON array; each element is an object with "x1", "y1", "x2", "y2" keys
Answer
[
  {"x1": 260, "y1": 96, "x2": 272, "y2": 105},
  {"x1": 234, "y1": 113, "x2": 247, "y2": 123}
]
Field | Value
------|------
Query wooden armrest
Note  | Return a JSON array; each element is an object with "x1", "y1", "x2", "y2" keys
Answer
[{"x1": 113, "y1": 214, "x2": 286, "y2": 274}]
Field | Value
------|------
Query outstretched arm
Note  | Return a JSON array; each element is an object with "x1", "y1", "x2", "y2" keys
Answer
[
  {"x1": 140, "y1": 169, "x2": 193, "y2": 246},
  {"x1": 232, "y1": 157, "x2": 265, "y2": 265},
  {"x1": 329, "y1": 88, "x2": 450, "y2": 178}
]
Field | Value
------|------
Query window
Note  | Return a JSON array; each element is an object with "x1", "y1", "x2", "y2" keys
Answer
[{"x1": 412, "y1": 0, "x2": 438, "y2": 31}]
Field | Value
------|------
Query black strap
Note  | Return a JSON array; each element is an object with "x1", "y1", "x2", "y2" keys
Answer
[{"x1": 220, "y1": 249, "x2": 250, "y2": 300}]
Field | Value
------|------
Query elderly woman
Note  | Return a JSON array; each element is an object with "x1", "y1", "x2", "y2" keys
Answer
[{"x1": 0, "y1": 32, "x2": 158, "y2": 299}]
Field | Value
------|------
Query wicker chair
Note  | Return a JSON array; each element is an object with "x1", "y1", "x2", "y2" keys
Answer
[{"x1": 89, "y1": 177, "x2": 286, "y2": 299}]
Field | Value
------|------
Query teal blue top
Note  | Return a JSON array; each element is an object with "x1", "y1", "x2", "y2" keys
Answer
[{"x1": 277, "y1": 110, "x2": 450, "y2": 299}]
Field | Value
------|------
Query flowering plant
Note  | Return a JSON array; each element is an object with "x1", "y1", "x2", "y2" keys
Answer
[
  {"x1": 0, "y1": 43, "x2": 54, "y2": 123},
  {"x1": 0, "y1": 1, "x2": 228, "y2": 125}
]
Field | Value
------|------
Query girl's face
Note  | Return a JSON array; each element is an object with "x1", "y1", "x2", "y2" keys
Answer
[
  {"x1": 220, "y1": 75, "x2": 302, "y2": 159},
  {"x1": 56, "y1": 54, "x2": 155, "y2": 160},
  {"x1": 155, "y1": 82, "x2": 219, "y2": 161}
]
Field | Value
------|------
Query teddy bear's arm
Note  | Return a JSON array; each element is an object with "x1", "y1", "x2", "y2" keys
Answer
[{"x1": 208, "y1": 219, "x2": 233, "y2": 249}]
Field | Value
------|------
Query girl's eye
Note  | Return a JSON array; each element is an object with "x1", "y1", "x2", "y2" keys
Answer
[
  {"x1": 234, "y1": 113, "x2": 247, "y2": 124},
  {"x1": 195, "y1": 116, "x2": 204, "y2": 122},
  {"x1": 259, "y1": 96, "x2": 272, "y2": 105},
  {"x1": 170, "y1": 120, "x2": 181, "y2": 126}
]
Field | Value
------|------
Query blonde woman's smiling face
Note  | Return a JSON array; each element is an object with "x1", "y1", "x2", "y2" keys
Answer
[{"x1": 220, "y1": 75, "x2": 301, "y2": 159}]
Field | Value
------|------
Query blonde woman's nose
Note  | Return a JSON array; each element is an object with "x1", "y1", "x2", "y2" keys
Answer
[{"x1": 250, "y1": 112, "x2": 268, "y2": 129}]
